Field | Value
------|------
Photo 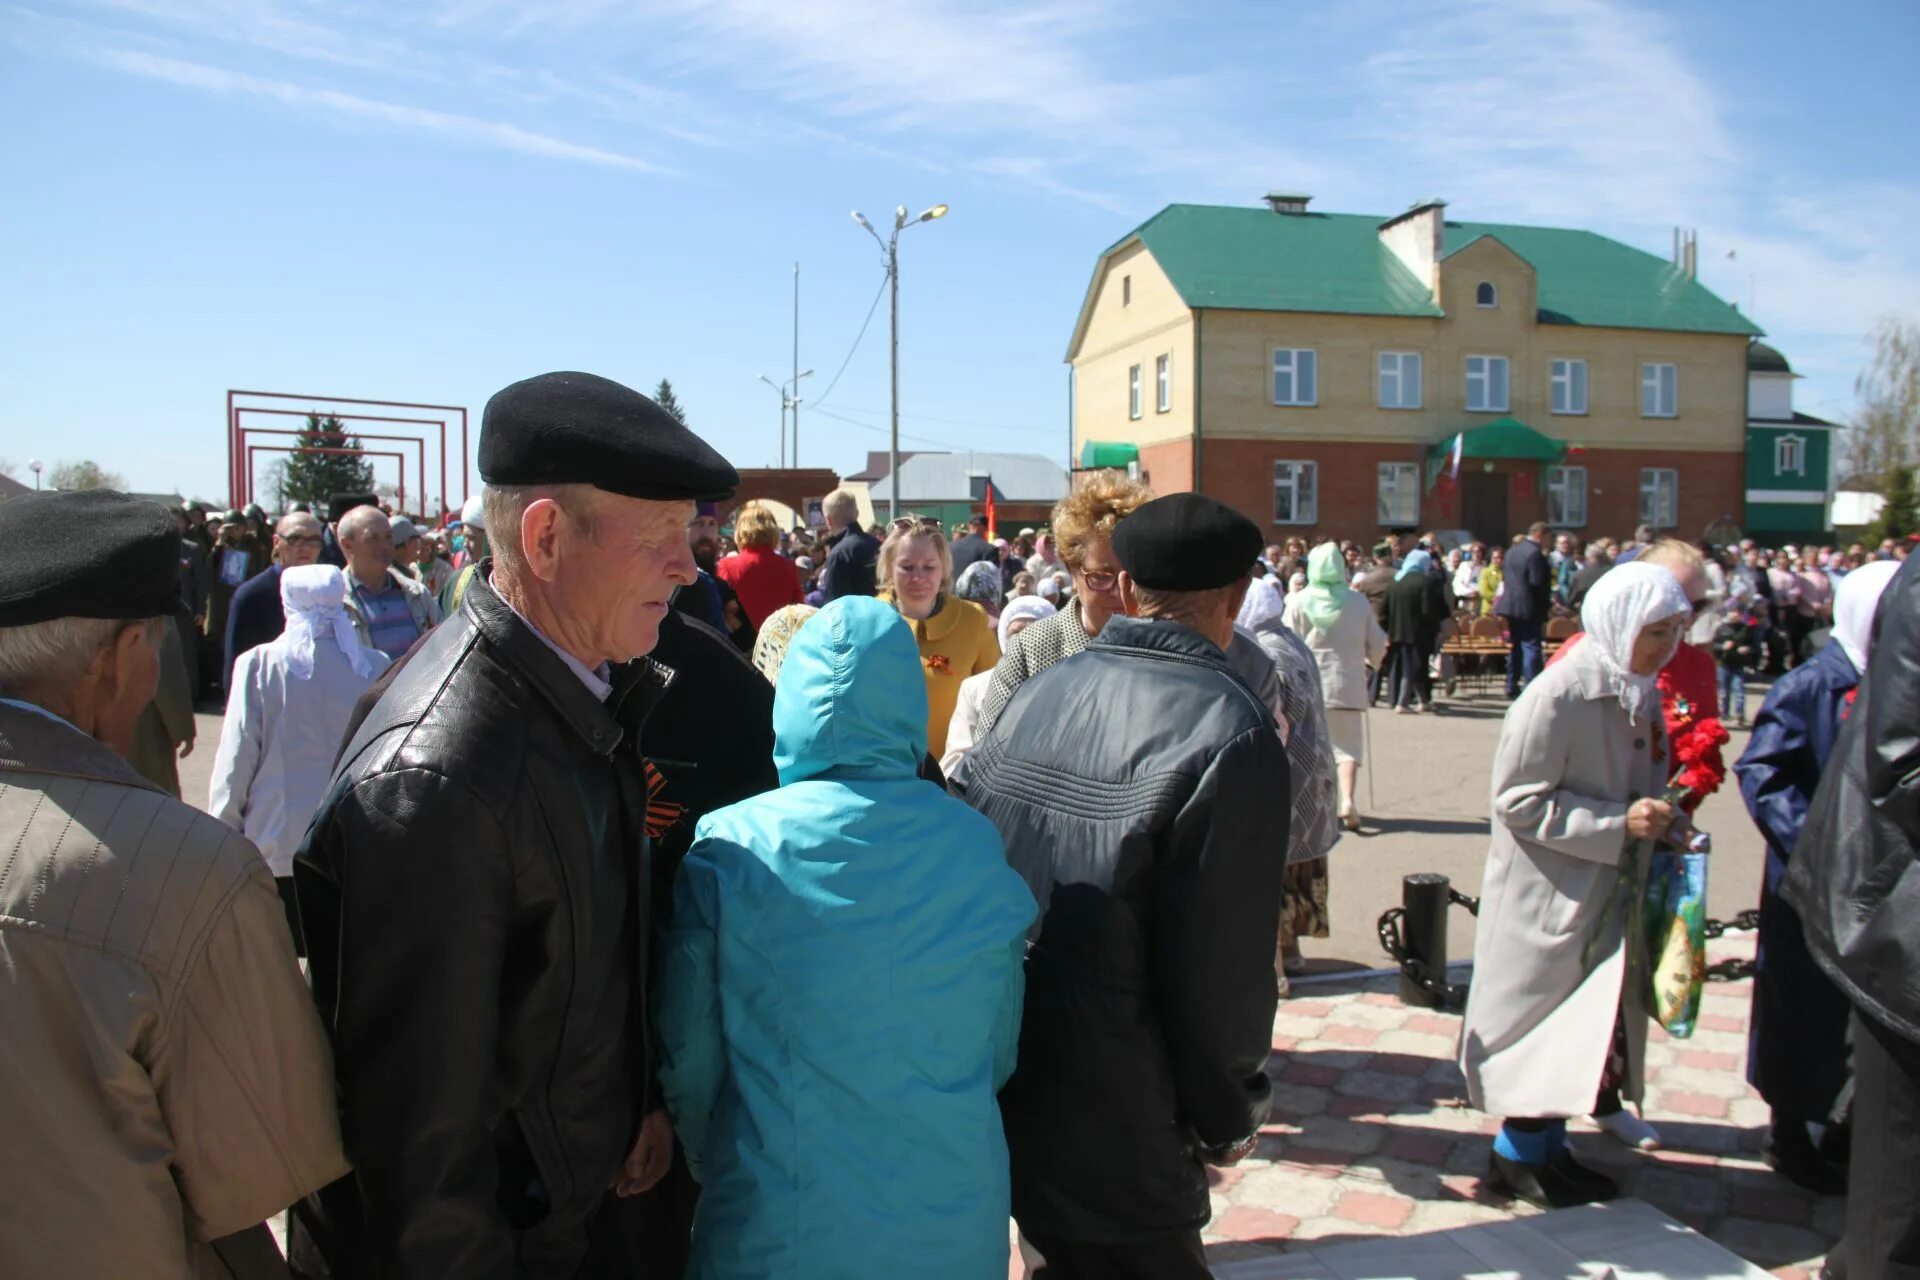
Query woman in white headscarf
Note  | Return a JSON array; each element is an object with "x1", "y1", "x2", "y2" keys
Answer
[
  {"x1": 210, "y1": 564, "x2": 391, "y2": 949},
  {"x1": 1238, "y1": 574, "x2": 1341, "y2": 980},
  {"x1": 940, "y1": 596, "x2": 1056, "y2": 776},
  {"x1": 1733, "y1": 558, "x2": 1901, "y2": 1191},
  {"x1": 1458, "y1": 562, "x2": 1694, "y2": 1210},
  {"x1": 1283, "y1": 542, "x2": 1387, "y2": 829}
]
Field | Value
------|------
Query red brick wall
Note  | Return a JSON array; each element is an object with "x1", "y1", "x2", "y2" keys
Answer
[
  {"x1": 1178, "y1": 437, "x2": 1743, "y2": 545},
  {"x1": 1137, "y1": 437, "x2": 1194, "y2": 495}
]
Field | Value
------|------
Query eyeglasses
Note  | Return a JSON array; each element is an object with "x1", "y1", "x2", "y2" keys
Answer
[
  {"x1": 1079, "y1": 571, "x2": 1118, "y2": 592},
  {"x1": 888, "y1": 516, "x2": 944, "y2": 534},
  {"x1": 279, "y1": 534, "x2": 322, "y2": 547}
]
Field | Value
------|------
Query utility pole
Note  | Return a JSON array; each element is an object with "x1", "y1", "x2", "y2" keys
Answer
[
  {"x1": 791, "y1": 262, "x2": 801, "y2": 468},
  {"x1": 853, "y1": 202, "x2": 948, "y2": 522}
]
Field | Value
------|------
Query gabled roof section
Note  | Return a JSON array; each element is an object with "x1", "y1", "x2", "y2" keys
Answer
[
  {"x1": 1440, "y1": 220, "x2": 1761, "y2": 335},
  {"x1": 1067, "y1": 203, "x2": 1761, "y2": 361}
]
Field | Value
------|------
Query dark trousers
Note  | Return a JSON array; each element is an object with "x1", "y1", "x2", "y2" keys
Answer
[
  {"x1": 1844, "y1": 1009, "x2": 1920, "y2": 1279},
  {"x1": 1024, "y1": 1228, "x2": 1210, "y2": 1280},
  {"x1": 1389, "y1": 641, "x2": 1431, "y2": 708},
  {"x1": 1370, "y1": 647, "x2": 1399, "y2": 705},
  {"x1": 1505, "y1": 615, "x2": 1544, "y2": 697}
]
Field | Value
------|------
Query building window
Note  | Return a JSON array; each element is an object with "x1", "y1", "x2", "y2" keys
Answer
[
  {"x1": 1775, "y1": 433, "x2": 1806, "y2": 476},
  {"x1": 1271, "y1": 348, "x2": 1318, "y2": 407},
  {"x1": 1641, "y1": 362, "x2": 1678, "y2": 417},
  {"x1": 1122, "y1": 274, "x2": 1132, "y2": 306},
  {"x1": 1378, "y1": 352, "x2": 1422, "y2": 409},
  {"x1": 1550, "y1": 358, "x2": 1588, "y2": 415},
  {"x1": 1273, "y1": 460, "x2": 1318, "y2": 525},
  {"x1": 1465, "y1": 355, "x2": 1510, "y2": 412},
  {"x1": 1156, "y1": 353, "x2": 1172, "y2": 413},
  {"x1": 1640, "y1": 467, "x2": 1678, "y2": 528},
  {"x1": 1547, "y1": 465, "x2": 1588, "y2": 527},
  {"x1": 1476, "y1": 281, "x2": 1498, "y2": 308},
  {"x1": 1128, "y1": 363, "x2": 1142, "y2": 420},
  {"x1": 1377, "y1": 462, "x2": 1420, "y2": 525}
]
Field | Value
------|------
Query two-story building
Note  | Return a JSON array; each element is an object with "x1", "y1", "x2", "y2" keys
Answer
[
  {"x1": 1743, "y1": 341, "x2": 1839, "y2": 544},
  {"x1": 1067, "y1": 195, "x2": 1762, "y2": 546}
]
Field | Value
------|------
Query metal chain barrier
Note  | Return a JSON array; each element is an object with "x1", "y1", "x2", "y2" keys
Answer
[{"x1": 1701, "y1": 908, "x2": 1763, "y2": 982}]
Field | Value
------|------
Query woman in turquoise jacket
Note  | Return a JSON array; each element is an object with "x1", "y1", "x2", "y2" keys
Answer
[{"x1": 657, "y1": 596, "x2": 1036, "y2": 1279}]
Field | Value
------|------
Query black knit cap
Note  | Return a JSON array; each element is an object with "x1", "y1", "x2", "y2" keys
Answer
[
  {"x1": 0, "y1": 490, "x2": 181, "y2": 626},
  {"x1": 1110, "y1": 492, "x2": 1264, "y2": 591},
  {"x1": 479, "y1": 371, "x2": 739, "y2": 502}
]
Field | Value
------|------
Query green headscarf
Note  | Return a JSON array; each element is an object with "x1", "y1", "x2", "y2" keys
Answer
[{"x1": 1297, "y1": 542, "x2": 1352, "y2": 632}]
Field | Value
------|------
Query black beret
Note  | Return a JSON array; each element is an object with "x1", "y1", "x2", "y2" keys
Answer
[
  {"x1": 1110, "y1": 492, "x2": 1264, "y2": 591},
  {"x1": 479, "y1": 371, "x2": 739, "y2": 502},
  {"x1": 0, "y1": 490, "x2": 181, "y2": 626},
  {"x1": 327, "y1": 492, "x2": 377, "y2": 524}
]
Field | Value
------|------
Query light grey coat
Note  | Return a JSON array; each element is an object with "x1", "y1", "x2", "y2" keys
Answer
[{"x1": 1458, "y1": 640, "x2": 1665, "y2": 1119}]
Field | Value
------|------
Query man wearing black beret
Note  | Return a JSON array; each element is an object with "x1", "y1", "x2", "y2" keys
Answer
[
  {"x1": 964, "y1": 491, "x2": 1290, "y2": 1278},
  {"x1": 292, "y1": 372, "x2": 740, "y2": 1278},
  {"x1": 0, "y1": 489, "x2": 347, "y2": 1279}
]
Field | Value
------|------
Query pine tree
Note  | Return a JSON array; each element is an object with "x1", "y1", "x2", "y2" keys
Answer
[
  {"x1": 1867, "y1": 464, "x2": 1917, "y2": 545},
  {"x1": 281, "y1": 413, "x2": 375, "y2": 509},
  {"x1": 655, "y1": 379, "x2": 688, "y2": 425}
]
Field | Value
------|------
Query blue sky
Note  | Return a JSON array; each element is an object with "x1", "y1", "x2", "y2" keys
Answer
[{"x1": 2, "y1": 0, "x2": 1914, "y2": 509}]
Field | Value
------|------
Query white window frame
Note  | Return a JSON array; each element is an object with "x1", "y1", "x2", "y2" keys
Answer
[
  {"x1": 1640, "y1": 467, "x2": 1679, "y2": 528},
  {"x1": 1465, "y1": 354, "x2": 1510, "y2": 412},
  {"x1": 1377, "y1": 462, "x2": 1421, "y2": 525},
  {"x1": 1273, "y1": 460, "x2": 1318, "y2": 525},
  {"x1": 1128, "y1": 363, "x2": 1142, "y2": 420},
  {"x1": 1377, "y1": 351, "x2": 1422, "y2": 410},
  {"x1": 1122, "y1": 274, "x2": 1132, "y2": 306},
  {"x1": 1155, "y1": 353, "x2": 1172, "y2": 413},
  {"x1": 1775, "y1": 432, "x2": 1806, "y2": 477},
  {"x1": 1271, "y1": 348, "x2": 1318, "y2": 407},
  {"x1": 1476, "y1": 281, "x2": 1498, "y2": 308},
  {"x1": 1550, "y1": 358, "x2": 1588, "y2": 415},
  {"x1": 1641, "y1": 361, "x2": 1678, "y2": 417},
  {"x1": 1546, "y1": 464, "x2": 1589, "y2": 528}
]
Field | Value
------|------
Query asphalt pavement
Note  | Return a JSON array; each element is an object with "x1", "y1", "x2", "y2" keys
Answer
[{"x1": 179, "y1": 680, "x2": 1773, "y2": 974}]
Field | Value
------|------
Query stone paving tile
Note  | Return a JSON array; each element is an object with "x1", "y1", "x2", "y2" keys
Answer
[{"x1": 1197, "y1": 936, "x2": 1843, "y2": 1276}]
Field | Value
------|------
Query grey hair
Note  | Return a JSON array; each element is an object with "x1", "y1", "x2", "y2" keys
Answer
[
  {"x1": 822, "y1": 488, "x2": 859, "y2": 525},
  {"x1": 0, "y1": 616, "x2": 160, "y2": 698},
  {"x1": 483, "y1": 483, "x2": 602, "y2": 578},
  {"x1": 336, "y1": 504, "x2": 390, "y2": 543}
]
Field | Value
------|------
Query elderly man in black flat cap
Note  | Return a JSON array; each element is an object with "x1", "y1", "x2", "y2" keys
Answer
[
  {"x1": 964, "y1": 492, "x2": 1290, "y2": 1280},
  {"x1": 291, "y1": 372, "x2": 740, "y2": 1280},
  {"x1": 0, "y1": 490, "x2": 347, "y2": 1280}
]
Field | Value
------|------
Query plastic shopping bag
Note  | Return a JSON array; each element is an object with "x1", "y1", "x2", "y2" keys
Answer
[{"x1": 1643, "y1": 849, "x2": 1709, "y2": 1038}]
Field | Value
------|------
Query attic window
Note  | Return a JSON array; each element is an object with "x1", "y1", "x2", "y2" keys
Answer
[
  {"x1": 1476, "y1": 282, "x2": 1498, "y2": 308},
  {"x1": 1122, "y1": 274, "x2": 1132, "y2": 306}
]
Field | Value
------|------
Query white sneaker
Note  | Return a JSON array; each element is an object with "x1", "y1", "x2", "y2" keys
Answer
[{"x1": 1595, "y1": 1109, "x2": 1661, "y2": 1150}]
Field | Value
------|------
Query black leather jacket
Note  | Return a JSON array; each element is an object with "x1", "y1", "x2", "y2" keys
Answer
[
  {"x1": 293, "y1": 575, "x2": 672, "y2": 1279},
  {"x1": 962, "y1": 616, "x2": 1288, "y2": 1243},
  {"x1": 1785, "y1": 553, "x2": 1920, "y2": 1042}
]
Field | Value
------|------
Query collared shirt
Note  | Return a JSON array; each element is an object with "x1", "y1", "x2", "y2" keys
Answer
[
  {"x1": 0, "y1": 696, "x2": 79, "y2": 734},
  {"x1": 350, "y1": 573, "x2": 424, "y2": 660},
  {"x1": 492, "y1": 578, "x2": 613, "y2": 703}
]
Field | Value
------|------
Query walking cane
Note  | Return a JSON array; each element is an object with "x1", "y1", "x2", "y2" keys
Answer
[{"x1": 1363, "y1": 705, "x2": 1377, "y2": 814}]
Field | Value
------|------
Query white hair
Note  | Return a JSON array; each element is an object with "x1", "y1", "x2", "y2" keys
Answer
[
  {"x1": 822, "y1": 488, "x2": 858, "y2": 526},
  {"x1": 336, "y1": 505, "x2": 390, "y2": 543},
  {"x1": 0, "y1": 616, "x2": 159, "y2": 698}
]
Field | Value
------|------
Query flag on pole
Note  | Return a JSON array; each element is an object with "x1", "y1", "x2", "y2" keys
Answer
[
  {"x1": 1448, "y1": 431, "x2": 1465, "y2": 482},
  {"x1": 984, "y1": 479, "x2": 997, "y2": 542}
]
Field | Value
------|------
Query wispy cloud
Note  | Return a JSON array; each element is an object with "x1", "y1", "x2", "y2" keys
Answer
[{"x1": 89, "y1": 47, "x2": 668, "y2": 173}]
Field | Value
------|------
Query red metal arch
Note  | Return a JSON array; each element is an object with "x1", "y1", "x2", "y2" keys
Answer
[
  {"x1": 228, "y1": 389, "x2": 468, "y2": 518},
  {"x1": 246, "y1": 445, "x2": 407, "y2": 512}
]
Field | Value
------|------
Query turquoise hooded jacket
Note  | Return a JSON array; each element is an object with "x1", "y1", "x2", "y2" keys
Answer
[{"x1": 656, "y1": 596, "x2": 1036, "y2": 1279}]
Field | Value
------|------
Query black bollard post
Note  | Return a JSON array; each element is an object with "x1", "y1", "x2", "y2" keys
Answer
[{"x1": 1399, "y1": 873, "x2": 1452, "y2": 1009}]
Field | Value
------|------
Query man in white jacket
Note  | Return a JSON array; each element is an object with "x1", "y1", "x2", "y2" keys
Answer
[{"x1": 210, "y1": 564, "x2": 390, "y2": 951}]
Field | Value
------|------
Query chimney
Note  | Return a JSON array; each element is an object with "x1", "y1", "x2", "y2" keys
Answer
[
  {"x1": 1378, "y1": 198, "x2": 1448, "y2": 299},
  {"x1": 1672, "y1": 227, "x2": 1698, "y2": 279},
  {"x1": 1264, "y1": 191, "x2": 1312, "y2": 215}
]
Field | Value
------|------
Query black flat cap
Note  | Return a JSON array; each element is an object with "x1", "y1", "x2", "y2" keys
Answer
[
  {"x1": 1111, "y1": 492, "x2": 1264, "y2": 591},
  {"x1": 327, "y1": 492, "x2": 377, "y2": 524},
  {"x1": 479, "y1": 371, "x2": 739, "y2": 502},
  {"x1": 0, "y1": 490, "x2": 180, "y2": 626}
]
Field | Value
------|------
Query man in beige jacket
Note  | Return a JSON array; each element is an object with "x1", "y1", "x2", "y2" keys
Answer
[{"x1": 0, "y1": 489, "x2": 348, "y2": 1280}]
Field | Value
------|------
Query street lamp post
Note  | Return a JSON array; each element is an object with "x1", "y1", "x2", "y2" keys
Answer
[
  {"x1": 27, "y1": 459, "x2": 42, "y2": 490},
  {"x1": 852, "y1": 202, "x2": 947, "y2": 521},
  {"x1": 757, "y1": 370, "x2": 814, "y2": 469}
]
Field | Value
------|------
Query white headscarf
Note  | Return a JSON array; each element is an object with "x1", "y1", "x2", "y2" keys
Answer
[
  {"x1": 998, "y1": 596, "x2": 1056, "y2": 649},
  {"x1": 282, "y1": 564, "x2": 389, "y2": 681},
  {"x1": 1578, "y1": 561, "x2": 1690, "y2": 726},
  {"x1": 1832, "y1": 560, "x2": 1901, "y2": 675},
  {"x1": 1235, "y1": 574, "x2": 1286, "y2": 630}
]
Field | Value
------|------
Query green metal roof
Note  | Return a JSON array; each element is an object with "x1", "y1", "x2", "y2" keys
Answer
[
  {"x1": 1079, "y1": 441, "x2": 1140, "y2": 469},
  {"x1": 1110, "y1": 204, "x2": 1762, "y2": 337},
  {"x1": 1429, "y1": 418, "x2": 1567, "y2": 463}
]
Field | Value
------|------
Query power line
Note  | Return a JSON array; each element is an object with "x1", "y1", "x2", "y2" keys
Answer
[
  {"x1": 808, "y1": 406, "x2": 963, "y2": 450},
  {"x1": 808, "y1": 271, "x2": 889, "y2": 413},
  {"x1": 833, "y1": 405, "x2": 1043, "y2": 435}
]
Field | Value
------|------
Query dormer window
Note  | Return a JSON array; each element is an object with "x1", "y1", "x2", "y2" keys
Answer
[{"x1": 1476, "y1": 281, "x2": 1498, "y2": 308}]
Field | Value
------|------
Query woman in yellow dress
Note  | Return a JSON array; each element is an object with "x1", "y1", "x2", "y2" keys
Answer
[{"x1": 877, "y1": 518, "x2": 999, "y2": 759}]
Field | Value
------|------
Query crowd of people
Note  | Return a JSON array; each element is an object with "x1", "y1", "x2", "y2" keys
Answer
[{"x1": 1, "y1": 368, "x2": 1916, "y2": 1280}]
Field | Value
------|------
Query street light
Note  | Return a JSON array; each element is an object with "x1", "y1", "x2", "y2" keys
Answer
[
  {"x1": 852, "y1": 201, "x2": 948, "y2": 520},
  {"x1": 757, "y1": 370, "x2": 813, "y2": 468},
  {"x1": 27, "y1": 459, "x2": 42, "y2": 490}
]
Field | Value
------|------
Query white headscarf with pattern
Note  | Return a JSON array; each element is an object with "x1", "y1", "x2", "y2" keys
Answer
[{"x1": 1577, "y1": 561, "x2": 1689, "y2": 726}]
